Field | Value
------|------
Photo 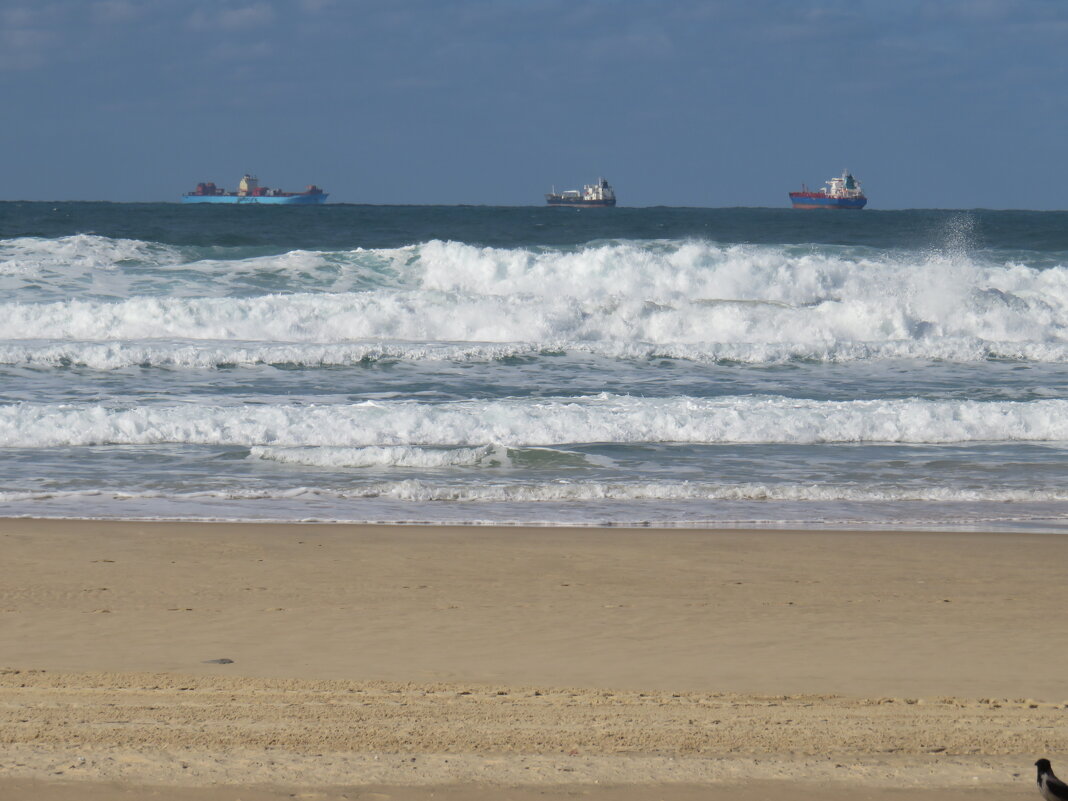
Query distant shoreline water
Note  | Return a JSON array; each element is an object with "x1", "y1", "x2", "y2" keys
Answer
[{"x1": 3, "y1": 202, "x2": 1068, "y2": 531}]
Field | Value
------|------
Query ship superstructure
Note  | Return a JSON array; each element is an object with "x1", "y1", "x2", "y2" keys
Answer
[
  {"x1": 545, "y1": 177, "x2": 616, "y2": 207},
  {"x1": 183, "y1": 174, "x2": 328, "y2": 204},
  {"x1": 789, "y1": 170, "x2": 866, "y2": 209}
]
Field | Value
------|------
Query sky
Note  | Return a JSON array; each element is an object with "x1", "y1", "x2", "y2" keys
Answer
[{"x1": 2, "y1": 0, "x2": 1067, "y2": 208}]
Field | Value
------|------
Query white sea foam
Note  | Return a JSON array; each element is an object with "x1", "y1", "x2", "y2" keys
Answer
[
  {"x1": 179, "y1": 246, "x2": 417, "y2": 291},
  {"x1": 248, "y1": 444, "x2": 508, "y2": 468},
  {"x1": 3, "y1": 238, "x2": 1068, "y2": 359},
  {"x1": 5, "y1": 337, "x2": 1068, "y2": 368},
  {"x1": 6, "y1": 233, "x2": 1067, "y2": 305},
  {"x1": 2, "y1": 283, "x2": 1066, "y2": 351},
  {"x1": 280, "y1": 481, "x2": 1068, "y2": 504},
  {"x1": 0, "y1": 234, "x2": 183, "y2": 268},
  {"x1": 3, "y1": 482, "x2": 1068, "y2": 504},
  {"x1": 3, "y1": 395, "x2": 1068, "y2": 448},
  {"x1": 0, "y1": 235, "x2": 417, "y2": 295},
  {"x1": 0, "y1": 234, "x2": 184, "y2": 278},
  {"x1": 246, "y1": 444, "x2": 601, "y2": 469},
  {"x1": 8, "y1": 228, "x2": 1068, "y2": 530},
  {"x1": 0, "y1": 340, "x2": 552, "y2": 369}
]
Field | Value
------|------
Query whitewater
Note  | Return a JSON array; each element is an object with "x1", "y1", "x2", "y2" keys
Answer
[{"x1": 3, "y1": 202, "x2": 1068, "y2": 529}]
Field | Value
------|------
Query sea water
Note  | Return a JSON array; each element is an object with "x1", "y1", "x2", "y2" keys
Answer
[{"x1": 3, "y1": 202, "x2": 1068, "y2": 530}]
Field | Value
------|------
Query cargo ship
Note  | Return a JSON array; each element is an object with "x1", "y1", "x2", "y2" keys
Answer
[
  {"x1": 545, "y1": 177, "x2": 616, "y2": 207},
  {"x1": 789, "y1": 170, "x2": 866, "y2": 209},
  {"x1": 183, "y1": 174, "x2": 328, "y2": 204}
]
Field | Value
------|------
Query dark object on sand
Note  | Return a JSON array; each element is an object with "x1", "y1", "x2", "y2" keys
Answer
[{"x1": 1036, "y1": 759, "x2": 1068, "y2": 801}]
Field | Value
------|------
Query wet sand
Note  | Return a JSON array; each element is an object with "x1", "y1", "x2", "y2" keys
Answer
[{"x1": 1, "y1": 519, "x2": 1064, "y2": 800}]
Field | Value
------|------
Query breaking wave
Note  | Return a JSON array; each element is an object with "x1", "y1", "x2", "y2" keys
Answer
[
  {"x1": 0, "y1": 234, "x2": 185, "y2": 275},
  {"x1": 3, "y1": 237, "x2": 1068, "y2": 366},
  {"x1": 8, "y1": 210, "x2": 1068, "y2": 530},
  {"x1": 5, "y1": 338, "x2": 1068, "y2": 369},
  {"x1": 3, "y1": 395, "x2": 1068, "y2": 448},
  {"x1": 249, "y1": 444, "x2": 507, "y2": 468},
  {"x1": 4, "y1": 285, "x2": 1064, "y2": 352},
  {"x1": 246, "y1": 444, "x2": 604, "y2": 469},
  {"x1": 4, "y1": 482, "x2": 1068, "y2": 504}
]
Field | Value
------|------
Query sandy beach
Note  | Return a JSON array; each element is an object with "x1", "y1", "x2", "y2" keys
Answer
[{"x1": 2, "y1": 519, "x2": 1066, "y2": 800}]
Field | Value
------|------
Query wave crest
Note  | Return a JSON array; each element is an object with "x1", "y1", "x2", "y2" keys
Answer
[
  {"x1": 249, "y1": 444, "x2": 506, "y2": 468},
  {"x1": 6, "y1": 337, "x2": 1068, "y2": 368},
  {"x1": 6, "y1": 237, "x2": 1068, "y2": 365},
  {"x1": 3, "y1": 395, "x2": 1068, "y2": 448},
  {"x1": 4, "y1": 481, "x2": 1068, "y2": 504}
]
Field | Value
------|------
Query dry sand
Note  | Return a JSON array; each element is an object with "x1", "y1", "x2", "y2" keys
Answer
[{"x1": 1, "y1": 519, "x2": 1066, "y2": 800}]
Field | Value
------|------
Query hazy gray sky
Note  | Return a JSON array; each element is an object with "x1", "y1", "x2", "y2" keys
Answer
[{"x1": 3, "y1": 0, "x2": 1066, "y2": 207}]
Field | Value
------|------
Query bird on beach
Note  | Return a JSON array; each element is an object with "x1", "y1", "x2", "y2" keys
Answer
[{"x1": 1036, "y1": 759, "x2": 1068, "y2": 801}]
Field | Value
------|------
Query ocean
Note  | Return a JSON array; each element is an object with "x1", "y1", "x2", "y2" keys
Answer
[{"x1": 3, "y1": 201, "x2": 1068, "y2": 530}]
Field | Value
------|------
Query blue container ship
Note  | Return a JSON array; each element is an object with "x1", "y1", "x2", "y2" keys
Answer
[
  {"x1": 789, "y1": 170, "x2": 866, "y2": 209},
  {"x1": 183, "y1": 174, "x2": 328, "y2": 204}
]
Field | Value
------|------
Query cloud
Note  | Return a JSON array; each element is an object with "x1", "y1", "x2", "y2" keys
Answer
[
  {"x1": 0, "y1": 5, "x2": 64, "y2": 70},
  {"x1": 91, "y1": 0, "x2": 144, "y2": 23},
  {"x1": 0, "y1": 27, "x2": 57, "y2": 70},
  {"x1": 187, "y1": 3, "x2": 276, "y2": 32},
  {"x1": 204, "y1": 39, "x2": 274, "y2": 63}
]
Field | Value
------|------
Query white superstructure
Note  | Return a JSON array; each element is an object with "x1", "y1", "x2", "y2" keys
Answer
[
  {"x1": 581, "y1": 178, "x2": 615, "y2": 202},
  {"x1": 825, "y1": 170, "x2": 864, "y2": 199}
]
